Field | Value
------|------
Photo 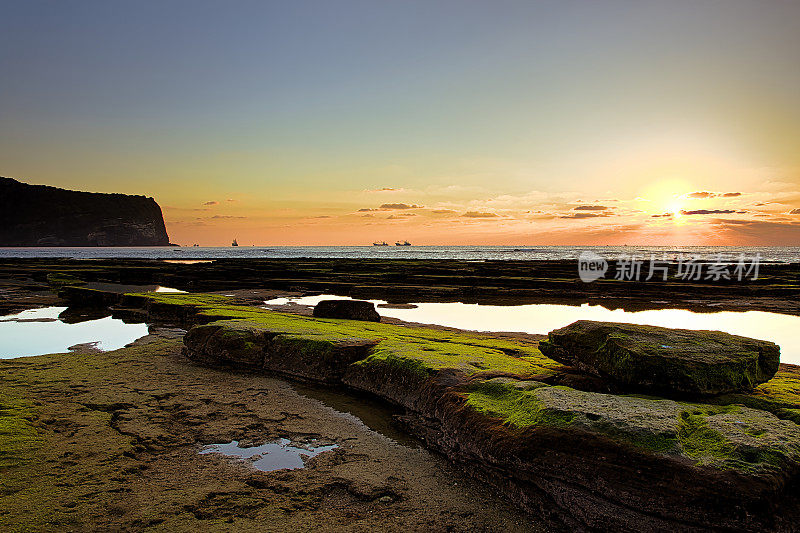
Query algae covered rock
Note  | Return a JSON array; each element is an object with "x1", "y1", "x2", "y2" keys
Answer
[
  {"x1": 539, "y1": 320, "x2": 779, "y2": 396},
  {"x1": 313, "y1": 299, "x2": 381, "y2": 322},
  {"x1": 466, "y1": 378, "x2": 800, "y2": 472}
]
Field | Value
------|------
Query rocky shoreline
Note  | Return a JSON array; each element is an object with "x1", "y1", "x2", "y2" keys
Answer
[
  {"x1": 2, "y1": 257, "x2": 800, "y2": 314},
  {"x1": 49, "y1": 285, "x2": 800, "y2": 531},
  {"x1": 3, "y1": 262, "x2": 800, "y2": 531}
]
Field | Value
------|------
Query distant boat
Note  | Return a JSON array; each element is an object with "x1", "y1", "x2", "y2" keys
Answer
[
  {"x1": 231, "y1": 239, "x2": 239, "y2": 247},
  {"x1": 372, "y1": 241, "x2": 389, "y2": 246},
  {"x1": 395, "y1": 240, "x2": 411, "y2": 246},
  {"x1": 192, "y1": 243, "x2": 199, "y2": 247}
]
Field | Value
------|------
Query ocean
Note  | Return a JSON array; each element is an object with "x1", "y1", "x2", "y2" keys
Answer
[{"x1": 0, "y1": 245, "x2": 799, "y2": 262}]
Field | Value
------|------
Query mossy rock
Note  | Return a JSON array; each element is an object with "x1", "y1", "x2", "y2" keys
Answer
[
  {"x1": 539, "y1": 321, "x2": 779, "y2": 397},
  {"x1": 466, "y1": 378, "x2": 800, "y2": 472},
  {"x1": 46, "y1": 272, "x2": 86, "y2": 289},
  {"x1": 111, "y1": 290, "x2": 800, "y2": 474},
  {"x1": 183, "y1": 324, "x2": 267, "y2": 367},
  {"x1": 712, "y1": 366, "x2": 800, "y2": 423},
  {"x1": 130, "y1": 291, "x2": 562, "y2": 381}
]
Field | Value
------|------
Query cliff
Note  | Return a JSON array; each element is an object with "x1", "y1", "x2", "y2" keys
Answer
[{"x1": 0, "y1": 177, "x2": 170, "y2": 246}]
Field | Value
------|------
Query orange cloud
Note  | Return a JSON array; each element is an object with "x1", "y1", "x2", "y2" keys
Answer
[
  {"x1": 560, "y1": 212, "x2": 611, "y2": 219},
  {"x1": 573, "y1": 205, "x2": 610, "y2": 211},
  {"x1": 380, "y1": 203, "x2": 423, "y2": 210},
  {"x1": 462, "y1": 211, "x2": 498, "y2": 218},
  {"x1": 686, "y1": 191, "x2": 742, "y2": 199},
  {"x1": 681, "y1": 209, "x2": 738, "y2": 215}
]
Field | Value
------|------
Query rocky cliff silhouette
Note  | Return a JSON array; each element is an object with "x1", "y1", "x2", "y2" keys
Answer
[{"x1": 0, "y1": 177, "x2": 170, "y2": 246}]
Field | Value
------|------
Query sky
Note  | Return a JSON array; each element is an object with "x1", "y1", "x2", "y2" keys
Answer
[{"x1": 2, "y1": 0, "x2": 800, "y2": 246}]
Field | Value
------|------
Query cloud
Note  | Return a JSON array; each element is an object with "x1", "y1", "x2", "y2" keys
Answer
[
  {"x1": 711, "y1": 218, "x2": 800, "y2": 244},
  {"x1": 573, "y1": 205, "x2": 609, "y2": 211},
  {"x1": 790, "y1": 208, "x2": 800, "y2": 215},
  {"x1": 380, "y1": 203, "x2": 423, "y2": 210},
  {"x1": 432, "y1": 209, "x2": 457, "y2": 214},
  {"x1": 680, "y1": 209, "x2": 737, "y2": 215},
  {"x1": 203, "y1": 201, "x2": 219, "y2": 206},
  {"x1": 387, "y1": 213, "x2": 418, "y2": 219},
  {"x1": 366, "y1": 187, "x2": 404, "y2": 192},
  {"x1": 560, "y1": 212, "x2": 609, "y2": 219},
  {"x1": 313, "y1": 215, "x2": 332, "y2": 219},
  {"x1": 226, "y1": 198, "x2": 236, "y2": 202},
  {"x1": 686, "y1": 191, "x2": 742, "y2": 199},
  {"x1": 651, "y1": 213, "x2": 673, "y2": 218},
  {"x1": 462, "y1": 211, "x2": 499, "y2": 218},
  {"x1": 358, "y1": 208, "x2": 379, "y2": 212},
  {"x1": 210, "y1": 215, "x2": 247, "y2": 219}
]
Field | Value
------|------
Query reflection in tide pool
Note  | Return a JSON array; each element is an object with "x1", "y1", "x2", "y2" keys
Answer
[
  {"x1": 0, "y1": 307, "x2": 149, "y2": 359},
  {"x1": 265, "y1": 295, "x2": 800, "y2": 366},
  {"x1": 199, "y1": 438, "x2": 338, "y2": 471},
  {"x1": 154, "y1": 286, "x2": 187, "y2": 293}
]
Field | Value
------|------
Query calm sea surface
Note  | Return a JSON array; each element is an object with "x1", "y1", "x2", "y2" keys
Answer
[{"x1": 1, "y1": 245, "x2": 799, "y2": 262}]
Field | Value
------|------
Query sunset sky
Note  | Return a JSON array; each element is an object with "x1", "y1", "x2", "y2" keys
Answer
[{"x1": 2, "y1": 0, "x2": 800, "y2": 246}]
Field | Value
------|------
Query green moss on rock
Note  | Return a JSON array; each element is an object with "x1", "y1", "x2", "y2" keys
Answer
[
  {"x1": 464, "y1": 377, "x2": 800, "y2": 471},
  {"x1": 137, "y1": 292, "x2": 564, "y2": 380},
  {"x1": 714, "y1": 368, "x2": 800, "y2": 423},
  {"x1": 678, "y1": 411, "x2": 735, "y2": 463},
  {"x1": 118, "y1": 291, "x2": 800, "y2": 475},
  {"x1": 466, "y1": 378, "x2": 573, "y2": 428},
  {"x1": 46, "y1": 272, "x2": 86, "y2": 290},
  {"x1": 540, "y1": 321, "x2": 780, "y2": 396}
]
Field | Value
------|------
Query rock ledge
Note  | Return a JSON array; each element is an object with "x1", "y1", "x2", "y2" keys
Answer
[{"x1": 539, "y1": 320, "x2": 779, "y2": 396}]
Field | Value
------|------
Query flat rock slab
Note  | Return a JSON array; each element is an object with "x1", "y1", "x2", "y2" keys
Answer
[
  {"x1": 313, "y1": 299, "x2": 381, "y2": 322},
  {"x1": 539, "y1": 320, "x2": 780, "y2": 396}
]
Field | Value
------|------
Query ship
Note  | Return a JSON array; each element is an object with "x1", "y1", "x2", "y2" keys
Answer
[
  {"x1": 372, "y1": 241, "x2": 389, "y2": 246},
  {"x1": 231, "y1": 239, "x2": 239, "y2": 247},
  {"x1": 395, "y1": 240, "x2": 411, "y2": 246}
]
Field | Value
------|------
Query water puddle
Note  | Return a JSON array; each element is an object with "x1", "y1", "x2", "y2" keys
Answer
[
  {"x1": 291, "y1": 381, "x2": 420, "y2": 447},
  {"x1": 0, "y1": 307, "x2": 149, "y2": 359},
  {"x1": 154, "y1": 286, "x2": 186, "y2": 293},
  {"x1": 264, "y1": 295, "x2": 800, "y2": 365},
  {"x1": 199, "y1": 438, "x2": 338, "y2": 471}
]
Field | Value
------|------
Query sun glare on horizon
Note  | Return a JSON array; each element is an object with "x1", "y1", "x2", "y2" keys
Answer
[{"x1": 639, "y1": 179, "x2": 691, "y2": 219}]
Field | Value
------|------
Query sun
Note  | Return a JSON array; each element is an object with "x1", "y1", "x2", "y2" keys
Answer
[
  {"x1": 666, "y1": 201, "x2": 683, "y2": 219},
  {"x1": 638, "y1": 179, "x2": 691, "y2": 218}
]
